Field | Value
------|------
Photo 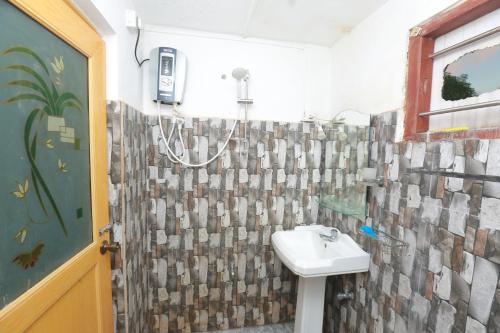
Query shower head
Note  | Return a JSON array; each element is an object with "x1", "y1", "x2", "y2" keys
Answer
[
  {"x1": 232, "y1": 67, "x2": 252, "y2": 105},
  {"x1": 232, "y1": 67, "x2": 250, "y2": 81}
]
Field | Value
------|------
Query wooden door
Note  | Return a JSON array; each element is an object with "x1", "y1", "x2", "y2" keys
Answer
[{"x1": 0, "y1": 0, "x2": 112, "y2": 332}]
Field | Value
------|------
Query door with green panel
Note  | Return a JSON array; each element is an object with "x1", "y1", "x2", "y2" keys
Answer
[{"x1": 0, "y1": 0, "x2": 93, "y2": 309}]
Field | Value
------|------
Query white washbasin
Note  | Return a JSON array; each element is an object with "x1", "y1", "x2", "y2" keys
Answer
[
  {"x1": 271, "y1": 225, "x2": 370, "y2": 333},
  {"x1": 272, "y1": 225, "x2": 370, "y2": 277}
]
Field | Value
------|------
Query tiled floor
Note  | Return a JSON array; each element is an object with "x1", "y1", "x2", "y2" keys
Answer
[{"x1": 213, "y1": 323, "x2": 294, "y2": 333}]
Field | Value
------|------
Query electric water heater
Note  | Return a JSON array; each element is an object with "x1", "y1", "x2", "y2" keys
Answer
[{"x1": 149, "y1": 47, "x2": 187, "y2": 104}]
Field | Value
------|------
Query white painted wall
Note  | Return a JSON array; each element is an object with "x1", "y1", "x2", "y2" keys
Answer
[
  {"x1": 72, "y1": 0, "x2": 143, "y2": 110},
  {"x1": 76, "y1": 0, "x2": 483, "y2": 131},
  {"x1": 329, "y1": 0, "x2": 460, "y2": 139},
  {"x1": 141, "y1": 25, "x2": 332, "y2": 122}
]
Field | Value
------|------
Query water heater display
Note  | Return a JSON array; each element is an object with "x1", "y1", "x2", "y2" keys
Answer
[{"x1": 159, "y1": 52, "x2": 174, "y2": 93}]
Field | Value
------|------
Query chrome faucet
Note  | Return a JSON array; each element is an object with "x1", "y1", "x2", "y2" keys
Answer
[
  {"x1": 337, "y1": 291, "x2": 354, "y2": 301},
  {"x1": 319, "y1": 228, "x2": 340, "y2": 242}
]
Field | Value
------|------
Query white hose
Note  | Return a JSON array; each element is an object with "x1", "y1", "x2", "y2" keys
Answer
[{"x1": 157, "y1": 101, "x2": 239, "y2": 167}]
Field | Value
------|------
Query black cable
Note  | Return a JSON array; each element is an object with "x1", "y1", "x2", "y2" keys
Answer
[{"x1": 134, "y1": 25, "x2": 150, "y2": 67}]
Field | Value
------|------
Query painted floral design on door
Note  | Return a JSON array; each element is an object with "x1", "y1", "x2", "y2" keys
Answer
[
  {"x1": 1, "y1": 0, "x2": 92, "y2": 309},
  {"x1": 3, "y1": 47, "x2": 82, "y2": 247}
]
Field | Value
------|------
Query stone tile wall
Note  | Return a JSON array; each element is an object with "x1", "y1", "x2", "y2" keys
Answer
[
  {"x1": 326, "y1": 111, "x2": 500, "y2": 332},
  {"x1": 106, "y1": 103, "x2": 500, "y2": 333},
  {"x1": 146, "y1": 117, "x2": 370, "y2": 332},
  {"x1": 107, "y1": 101, "x2": 150, "y2": 333}
]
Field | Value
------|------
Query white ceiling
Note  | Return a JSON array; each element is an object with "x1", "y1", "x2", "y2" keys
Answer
[{"x1": 133, "y1": 0, "x2": 390, "y2": 46}]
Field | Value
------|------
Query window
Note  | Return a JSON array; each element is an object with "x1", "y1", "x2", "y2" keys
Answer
[
  {"x1": 441, "y1": 44, "x2": 500, "y2": 101},
  {"x1": 404, "y1": 0, "x2": 500, "y2": 140}
]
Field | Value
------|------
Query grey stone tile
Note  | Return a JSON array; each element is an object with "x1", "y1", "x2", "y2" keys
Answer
[
  {"x1": 440, "y1": 141, "x2": 455, "y2": 168},
  {"x1": 411, "y1": 142, "x2": 426, "y2": 169},
  {"x1": 486, "y1": 140, "x2": 500, "y2": 176},
  {"x1": 421, "y1": 196, "x2": 443, "y2": 225},
  {"x1": 435, "y1": 301, "x2": 456, "y2": 333},
  {"x1": 433, "y1": 266, "x2": 452, "y2": 300},
  {"x1": 448, "y1": 193, "x2": 470, "y2": 237},
  {"x1": 465, "y1": 316, "x2": 486, "y2": 333},
  {"x1": 479, "y1": 197, "x2": 500, "y2": 230},
  {"x1": 468, "y1": 257, "x2": 500, "y2": 324}
]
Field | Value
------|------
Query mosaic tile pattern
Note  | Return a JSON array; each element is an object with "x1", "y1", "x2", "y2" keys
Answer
[
  {"x1": 107, "y1": 101, "x2": 149, "y2": 333},
  {"x1": 326, "y1": 111, "x2": 500, "y2": 332},
  {"x1": 146, "y1": 117, "x2": 370, "y2": 332},
  {"x1": 108, "y1": 102, "x2": 500, "y2": 333}
]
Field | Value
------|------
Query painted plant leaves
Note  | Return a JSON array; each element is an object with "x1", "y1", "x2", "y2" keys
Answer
[
  {"x1": 51, "y1": 56, "x2": 64, "y2": 86},
  {"x1": 14, "y1": 227, "x2": 28, "y2": 243},
  {"x1": 11, "y1": 179, "x2": 28, "y2": 198},
  {"x1": 12, "y1": 243, "x2": 44, "y2": 269},
  {"x1": 1, "y1": 46, "x2": 86, "y2": 271},
  {"x1": 51, "y1": 56, "x2": 64, "y2": 74},
  {"x1": 45, "y1": 138, "x2": 54, "y2": 148},
  {"x1": 57, "y1": 158, "x2": 68, "y2": 173},
  {"x1": 2, "y1": 46, "x2": 84, "y2": 237}
]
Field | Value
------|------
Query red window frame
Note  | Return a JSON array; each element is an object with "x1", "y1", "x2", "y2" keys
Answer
[{"x1": 403, "y1": 0, "x2": 500, "y2": 140}]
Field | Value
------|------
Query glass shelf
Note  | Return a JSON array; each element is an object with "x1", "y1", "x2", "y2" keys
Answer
[{"x1": 317, "y1": 185, "x2": 367, "y2": 221}]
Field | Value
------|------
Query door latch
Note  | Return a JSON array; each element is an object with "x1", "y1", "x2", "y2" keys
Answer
[
  {"x1": 100, "y1": 240, "x2": 120, "y2": 255},
  {"x1": 99, "y1": 223, "x2": 113, "y2": 236}
]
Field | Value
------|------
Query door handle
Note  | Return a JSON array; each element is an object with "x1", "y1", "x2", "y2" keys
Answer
[{"x1": 100, "y1": 240, "x2": 120, "y2": 255}]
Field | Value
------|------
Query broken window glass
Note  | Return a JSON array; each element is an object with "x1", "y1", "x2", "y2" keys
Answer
[{"x1": 441, "y1": 43, "x2": 500, "y2": 101}]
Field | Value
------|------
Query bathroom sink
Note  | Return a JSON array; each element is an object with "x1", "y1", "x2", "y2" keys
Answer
[
  {"x1": 271, "y1": 225, "x2": 369, "y2": 333},
  {"x1": 271, "y1": 225, "x2": 370, "y2": 277}
]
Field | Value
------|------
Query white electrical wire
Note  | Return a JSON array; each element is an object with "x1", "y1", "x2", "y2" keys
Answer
[{"x1": 157, "y1": 101, "x2": 240, "y2": 167}]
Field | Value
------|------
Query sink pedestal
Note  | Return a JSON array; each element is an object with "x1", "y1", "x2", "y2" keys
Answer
[
  {"x1": 272, "y1": 225, "x2": 370, "y2": 332},
  {"x1": 294, "y1": 276, "x2": 326, "y2": 333}
]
